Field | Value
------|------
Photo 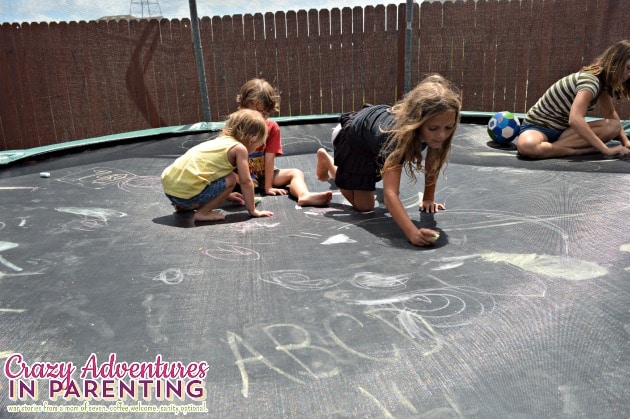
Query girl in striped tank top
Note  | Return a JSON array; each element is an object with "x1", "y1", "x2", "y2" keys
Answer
[{"x1": 517, "y1": 40, "x2": 630, "y2": 159}]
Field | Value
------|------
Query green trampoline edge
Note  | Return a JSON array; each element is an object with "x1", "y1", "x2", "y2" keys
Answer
[{"x1": 1, "y1": 112, "x2": 628, "y2": 166}]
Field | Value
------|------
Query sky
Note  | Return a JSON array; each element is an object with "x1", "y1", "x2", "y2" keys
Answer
[{"x1": 1, "y1": 0, "x2": 392, "y2": 24}]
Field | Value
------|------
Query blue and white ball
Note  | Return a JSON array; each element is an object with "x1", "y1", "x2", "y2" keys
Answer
[{"x1": 487, "y1": 111, "x2": 521, "y2": 144}]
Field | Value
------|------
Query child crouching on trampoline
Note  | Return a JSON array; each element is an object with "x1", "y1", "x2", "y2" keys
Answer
[
  {"x1": 161, "y1": 109, "x2": 274, "y2": 222},
  {"x1": 237, "y1": 78, "x2": 333, "y2": 207},
  {"x1": 316, "y1": 74, "x2": 461, "y2": 247}
]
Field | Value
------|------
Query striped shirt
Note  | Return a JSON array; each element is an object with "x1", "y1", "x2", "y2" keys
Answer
[{"x1": 525, "y1": 72, "x2": 601, "y2": 129}]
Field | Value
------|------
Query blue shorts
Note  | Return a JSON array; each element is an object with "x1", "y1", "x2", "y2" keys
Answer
[
  {"x1": 165, "y1": 177, "x2": 227, "y2": 210},
  {"x1": 519, "y1": 121, "x2": 564, "y2": 143}
]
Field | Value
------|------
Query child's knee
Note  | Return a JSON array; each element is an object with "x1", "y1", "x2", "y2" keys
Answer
[
  {"x1": 225, "y1": 172, "x2": 239, "y2": 188},
  {"x1": 603, "y1": 119, "x2": 622, "y2": 140}
]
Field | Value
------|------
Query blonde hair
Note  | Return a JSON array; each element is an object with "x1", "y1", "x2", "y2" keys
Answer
[
  {"x1": 382, "y1": 74, "x2": 461, "y2": 183},
  {"x1": 222, "y1": 109, "x2": 268, "y2": 146},
  {"x1": 581, "y1": 39, "x2": 630, "y2": 100},
  {"x1": 236, "y1": 78, "x2": 281, "y2": 113}
]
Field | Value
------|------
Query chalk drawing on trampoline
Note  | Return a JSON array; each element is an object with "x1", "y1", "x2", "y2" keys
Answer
[
  {"x1": 200, "y1": 243, "x2": 260, "y2": 261},
  {"x1": 0, "y1": 241, "x2": 22, "y2": 272},
  {"x1": 142, "y1": 268, "x2": 204, "y2": 285},
  {"x1": 53, "y1": 207, "x2": 127, "y2": 232},
  {"x1": 479, "y1": 252, "x2": 608, "y2": 280},
  {"x1": 118, "y1": 175, "x2": 162, "y2": 192},
  {"x1": 228, "y1": 221, "x2": 280, "y2": 234},
  {"x1": 0, "y1": 186, "x2": 39, "y2": 191},
  {"x1": 0, "y1": 308, "x2": 27, "y2": 313},
  {"x1": 349, "y1": 272, "x2": 409, "y2": 291},
  {"x1": 348, "y1": 284, "x2": 496, "y2": 329},
  {"x1": 55, "y1": 207, "x2": 127, "y2": 222},
  {"x1": 0, "y1": 222, "x2": 4, "y2": 231},
  {"x1": 57, "y1": 167, "x2": 137, "y2": 189},
  {"x1": 620, "y1": 243, "x2": 630, "y2": 271},
  {"x1": 258, "y1": 270, "x2": 343, "y2": 290},
  {"x1": 142, "y1": 294, "x2": 169, "y2": 344},
  {"x1": 288, "y1": 232, "x2": 322, "y2": 239},
  {"x1": 321, "y1": 234, "x2": 356, "y2": 245}
]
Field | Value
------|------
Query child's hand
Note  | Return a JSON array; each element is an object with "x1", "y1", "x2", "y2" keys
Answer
[
  {"x1": 248, "y1": 209, "x2": 274, "y2": 218},
  {"x1": 265, "y1": 188, "x2": 288, "y2": 196},
  {"x1": 603, "y1": 144, "x2": 630, "y2": 158},
  {"x1": 408, "y1": 228, "x2": 440, "y2": 246},
  {"x1": 420, "y1": 200, "x2": 446, "y2": 213}
]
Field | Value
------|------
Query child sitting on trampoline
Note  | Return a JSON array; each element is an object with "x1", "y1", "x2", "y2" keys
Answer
[
  {"x1": 517, "y1": 39, "x2": 630, "y2": 159},
  {"x1": 316, "y1": 74, "x2": 461, "y2": 247},
  {"x1": 237, "y1": 78, "x2": 333, "y2": 207},
  {"x1": 161, "y1": 109, "x2": 274, "y2": 222}
]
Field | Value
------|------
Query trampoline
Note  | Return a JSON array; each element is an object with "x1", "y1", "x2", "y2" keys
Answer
[{"x1": 0, "y1": 118, "x2": 628, "y2": 417}]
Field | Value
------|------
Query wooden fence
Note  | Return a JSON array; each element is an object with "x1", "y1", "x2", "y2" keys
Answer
[{"x1": 0, "y1": 0, "x2": 627, "y2": 150}]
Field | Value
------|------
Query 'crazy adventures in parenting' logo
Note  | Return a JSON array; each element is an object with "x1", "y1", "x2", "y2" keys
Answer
[{"x1": 3, "y1": 353, "x2": 209, "y2": 414}]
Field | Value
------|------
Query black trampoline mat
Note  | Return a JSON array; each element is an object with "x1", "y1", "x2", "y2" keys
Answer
[{"x1": 0, "y1": 122, "x2": 628, "y2": 418}]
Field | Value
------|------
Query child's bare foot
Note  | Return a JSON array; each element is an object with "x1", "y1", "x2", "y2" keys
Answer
[
  {"x1": 297, "y1": 191, "x2": 333, "y2": 207},
  {"x1": 227, "y1": 192, "x2": 245, "y2": 205},
  {"x1": 173, "y1": 204, "x2": 191, "y2": 213},
  {"x1": 193, "y1": 210, "x2": 226, "y2": 222},
  {"x1": 316, "y1": 148, "x2": 333, "y2": 181}
]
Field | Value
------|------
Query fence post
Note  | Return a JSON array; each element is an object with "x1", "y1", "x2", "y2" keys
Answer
[{"x1": 188, "y1": 0, "x2": 211, "y2": 122}]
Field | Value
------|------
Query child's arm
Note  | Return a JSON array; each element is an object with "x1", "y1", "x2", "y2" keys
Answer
[
  {"x1": 570, "y1": 91, "x2": 629, "y2": 156},
  {"x1": 599, "y1": 93, "x2": 630, "y2": 148},
  {"x1": 382, "y1": 167, "x2": 439, "y2": 247},
  {"x1": 420, "y1": 148, "x2": 446, "y2": 213},
  {"x1": 233, "y1": 145, "x2": 274, "y2": 218},
  {"x1": 263, "y1": 152, "x2": 287, "y2": 195}
]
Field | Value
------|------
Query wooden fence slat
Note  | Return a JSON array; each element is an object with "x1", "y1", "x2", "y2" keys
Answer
[
  {"x1": 493, "y1": 0, "x2": 517, "y2": 112},
  {"x1": 419, "y1": 2, "x2": 444, "y2": 81},
  {"x1": 513, "y1": 0, "x2": 532, "y2": 113},
  {"x1": 296, "y1": 10, "x2": 310, "y2": 115},
  {"x1": 340, "y1": 7, "x2": 354, "y2": 111},
  {"x1": 17, "y1": 23, "x2": 43, "y2": 148},
  {"x1": 475, "y1": 0, "x2": 499, "y2": 112},
  {"x1": 46, "y1": 22, "x2": 75, "y2": 142},
  {"x1": 154, "y1": 18, "x2": 178, "y2": 127},
  {"x1": 318, "y1": 9, "x2": 334, "y2": 114},
  {"x1": 352, "y1": 6, "x2": 365, "y2": 110},
  {"x1": 307, "y1": 9, "x2": 322, "y2": 115},
  {"x1": 242, "y1": 14, "x2": 257, "y2": 83},
  {"x1": 328, "y1": 8, "x2": 343, "y2": 113},
  {"x1": 0, "y1": 24, "x2": 25, "y2": 149}
]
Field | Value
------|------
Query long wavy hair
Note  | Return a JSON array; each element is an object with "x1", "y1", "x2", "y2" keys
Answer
[
  {"x1": 581, "y1": 39, "x2": 630, "y2": 100},
  {"x1": 382, "y1": 74, "x2": 462, "y2": 183},
  {"x1": 222, "y1": 109, "x2": 268, "y2": 146}
]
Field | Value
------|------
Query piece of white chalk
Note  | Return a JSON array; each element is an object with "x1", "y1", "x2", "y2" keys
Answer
[{"x1": 39, "y1": 172, "x2": 50, "y2": 178}]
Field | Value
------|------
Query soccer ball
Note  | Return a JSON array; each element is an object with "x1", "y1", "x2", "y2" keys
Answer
[{"x1": 487, "y1": 111, "x2": 521, "y2": 144}]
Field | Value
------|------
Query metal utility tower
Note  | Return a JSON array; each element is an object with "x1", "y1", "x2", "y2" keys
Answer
[{"x1": 129, "y1": 0, "x2": 162, "y2": 18}]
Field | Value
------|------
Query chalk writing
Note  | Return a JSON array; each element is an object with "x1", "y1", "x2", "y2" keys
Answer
[
  {"x1": 321, "y1": 234, "x2": 356, "y2": 245},
  {"x1": 55, "y1": 207, "x2": 127, "y2": 222},
  {"x1": 349, "y1": 272, "x2": 409, "y2": 290},
  {"x1": 227, "y1": 307, "x2": 445, "y2": 397},
  {"x1": 257, "y1": 270, "x2": 343, "y2": 290},
  {"x1": 143, "y1": 268, "x2": 204, "y2": 285},
  {"x1": 142, "y1": 294, "x2": 169, "y2": 344},
  {"x1": 118, "y1": 175, "x2": 162, "y2": 192},
  {"x1": 0, "y1": 241, "x2": 22, "y2": 272},
  {"x1": 57, "y1": 167, "x2": 136, "y2": 189},
  {"x1": 199, "y1": 244, "x2": 260, "y2": 261}
]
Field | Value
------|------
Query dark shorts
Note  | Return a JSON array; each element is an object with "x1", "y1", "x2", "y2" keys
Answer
[
  {"x1": 519, "y1": 121, "x2": 564, "y2": 143},
  {"x1": 165, "y1": 177, "x2": 227, "y2": 210},
  {"x1": 332, "y1": 115, "x2": 381, "y2": 192}
]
